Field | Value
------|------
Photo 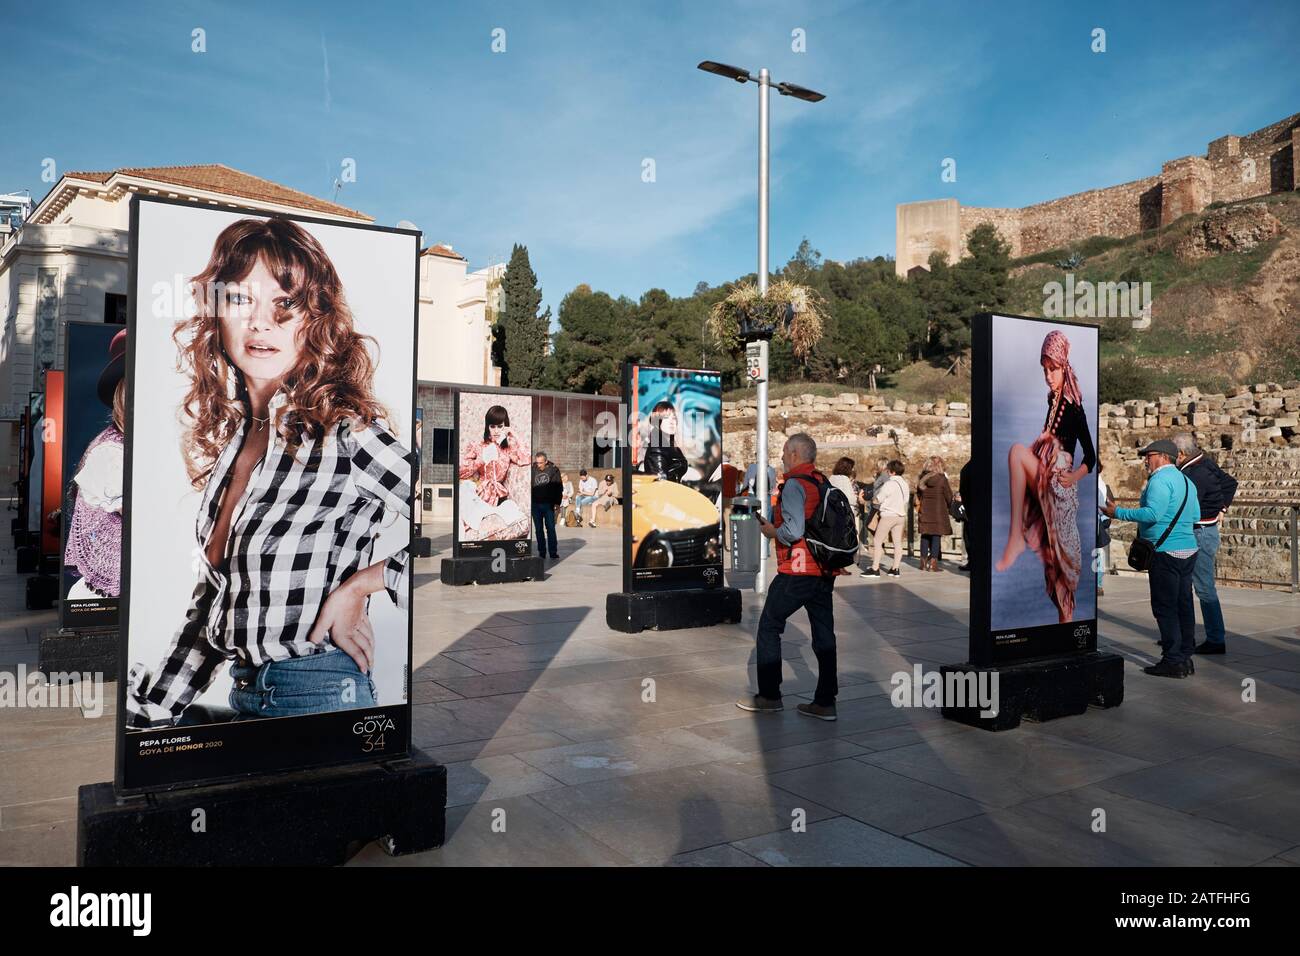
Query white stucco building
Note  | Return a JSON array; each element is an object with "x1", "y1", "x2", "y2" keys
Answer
[
  {"x1": 417, "y1": 245, "x2": 503, "y2": 387},
  {"x1": 0, "y1": 164, "x2": 500, "y2": 485}
]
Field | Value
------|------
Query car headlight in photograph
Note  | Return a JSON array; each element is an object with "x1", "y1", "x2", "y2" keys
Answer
[
  {"x1": 643, "y1": 538, "x2": 673, "y2": 568},
  {"x1": 703, "y1": 537, "x2": 720, "y2": 562}
]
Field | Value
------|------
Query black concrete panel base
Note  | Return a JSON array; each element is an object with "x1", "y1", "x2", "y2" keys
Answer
[
  {"x1": 77, "y1": 749, "x2": 447, "y2": 866},
  {"x1": 16, "y1": 546, "x2": 38, "y2": 574},
  {"x1": 25, "y1": 574, "x2": 57, "y2": 609},
  {"x1": 440, "y1": 555, "x2": 544, "y2": 586},
  {"x1": 606, "y1": 587, "x2": 743, "y2": 633},
  {"x1": 413, "y1": 536, "x2": 433, "y2": 558},
  {"x1": 39, "y1": 627, "x2": 118, "y2": 675},
  {"x1": 941, "y1": 651, "x2": 1124, "y2": 731}
]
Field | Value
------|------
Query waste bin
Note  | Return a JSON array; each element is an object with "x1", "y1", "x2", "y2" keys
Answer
[{"x1": 729, "y1": 495, "x2": 762, "y2": 573}]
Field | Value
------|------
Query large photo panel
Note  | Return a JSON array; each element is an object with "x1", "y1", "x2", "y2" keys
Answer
[
  {"x1": 118, "y1": 197, "x2": 418, "y2": 792},
  {"x1": 454, "y1": 389, "x2": 533, "y2": 557},
  {"x1": 40, "y1": 372, "x2": 65, "y2": 560},
  {"x1": 981, "y1": 313, "x2": 1099, "y2": 663},
  {"x1": 624, "y1": 364, "x2": 723, "y2": 592},
  {"x1": 59, "y1": 322, "x2": 126, "y2": 629}
]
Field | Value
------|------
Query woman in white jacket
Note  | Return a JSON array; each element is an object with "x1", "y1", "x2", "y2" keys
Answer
[{"x1": 862, "y1": 460, "x2": 909, "y2": 577}]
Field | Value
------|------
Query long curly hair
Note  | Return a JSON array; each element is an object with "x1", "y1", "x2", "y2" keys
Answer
[{"x1": 174, "y1": 216, "x2": 389, "y2": 487}]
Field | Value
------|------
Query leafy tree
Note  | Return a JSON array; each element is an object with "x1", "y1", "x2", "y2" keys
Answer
[
  {"x1": 498, "y1": 244, "x2": 551, "y2": 388},
  {"x1": 912, "y1": 224, "x2": 1011, "y2": 356},
  {"x1": 547, "y1": 285, "x2": 633, "y2": 393}
]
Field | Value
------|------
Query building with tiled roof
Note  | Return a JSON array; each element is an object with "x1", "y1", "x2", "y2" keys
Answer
[
  {"x1": 0, "y1": 162, "x2": 506, "y2": 486},
  {"x1": 33, "y1": 164, "x2": 372, "y2": 225}
]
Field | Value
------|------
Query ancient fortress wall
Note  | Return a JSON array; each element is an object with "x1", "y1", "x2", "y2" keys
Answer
[{"x1": 896, "y1": 112, "x2": 1300, "y2": 275}]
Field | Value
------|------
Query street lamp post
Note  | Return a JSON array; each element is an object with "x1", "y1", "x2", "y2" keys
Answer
[{"x1": 698, "y1": 60, "x2": 824, "y2": 595}]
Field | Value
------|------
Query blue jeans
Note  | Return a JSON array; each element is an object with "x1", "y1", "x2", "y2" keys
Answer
[
  {"x1": 532, "y1": 502, "x2": 558, "y2": 557},
  {"x1": 575, "y1": 494, "x2": 598, "y2": 511},
  {"x1": 1148, "y1": 551, "x2": 1197, "y2": 666},
  {"x1": 229, "y1": 648, "x2": 376, "y2": 720},
  {"x1": 1192, "y1": 523, "x2": 1226, "y2": 645},
  {"x1": 756, "y1": 573, "x2": 837, "y2": 706}
]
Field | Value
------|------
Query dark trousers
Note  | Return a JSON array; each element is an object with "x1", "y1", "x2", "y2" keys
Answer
[
  {"x1": 531, "y1": 502, "x2": 558, "y2": 558},
  {"x1": 920, "y1": 533, "x2": 942, "y2": 561},
  {"x1": 1148, "y1": 550, "x2": 1197, "y2": 665},
  {"x1": 756, "y1": 573, "x2": 837, "y2": 706}
]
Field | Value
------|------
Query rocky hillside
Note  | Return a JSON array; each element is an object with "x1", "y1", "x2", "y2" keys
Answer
[{"x1": 1006, "y1": 191, "x2": 1300, "y2": 394}]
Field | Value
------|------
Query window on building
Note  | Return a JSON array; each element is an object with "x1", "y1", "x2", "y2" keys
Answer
[
  {"x1": 593, "y1": 437, "x2": 624, "y2": 469},
  {"x1": 431, "y1": 427, "x2": 454, "y2": 465},
  {"x1": 105, "y1": 293, "x2": 127, "y2": 325}
]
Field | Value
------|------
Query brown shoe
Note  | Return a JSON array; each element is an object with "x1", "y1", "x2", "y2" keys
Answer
[
  {"x1": 796, "y1": 702, "x2": 837, "y2": 722},
  {"x1": 736, "y1": 694, "x2": 783, "y2": 714}
]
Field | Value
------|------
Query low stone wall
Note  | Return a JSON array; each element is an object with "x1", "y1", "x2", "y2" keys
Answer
[{"x1": 722, "y1": 379, "x2": 1300, "y2": 588}]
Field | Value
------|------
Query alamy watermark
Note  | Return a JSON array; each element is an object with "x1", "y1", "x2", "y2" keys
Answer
[
  {"x1": 1043, "y1": 274, "x2": 1152, "y2": 327},
  {"x1": 891, "y1": 663, "x2": 999, "y2": 718},
  {"x1": 0, "y1": 664, "x2": 105, "y2": 718}
]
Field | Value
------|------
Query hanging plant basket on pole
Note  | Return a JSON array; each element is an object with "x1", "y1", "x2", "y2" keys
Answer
[{"x1": 706, "y1": 278, "x2": 827, "y2": 357}]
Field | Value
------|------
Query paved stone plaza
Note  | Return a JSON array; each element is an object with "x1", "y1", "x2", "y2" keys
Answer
[{"x1": 2, "y1": 520, "x2": 1298, "y2": 867}]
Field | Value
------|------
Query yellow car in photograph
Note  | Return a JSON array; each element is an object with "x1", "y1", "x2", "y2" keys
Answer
[{"x1": 630, "y1": 474, "x2": 722, "y2": 569}]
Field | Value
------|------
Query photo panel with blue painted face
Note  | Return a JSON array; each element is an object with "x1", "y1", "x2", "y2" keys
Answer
[{"x1": 626, "y1": 365, "x2": 724, "y2": 592}]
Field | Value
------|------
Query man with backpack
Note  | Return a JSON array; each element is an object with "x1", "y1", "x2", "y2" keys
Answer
[{"x1": 736, "y1": 433, "x2": 855, "y2": 721}]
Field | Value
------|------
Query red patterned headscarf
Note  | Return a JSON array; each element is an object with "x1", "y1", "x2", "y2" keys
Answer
[{"x1": 1040, "y1": 330, "x2": 1082, "y2": 407}]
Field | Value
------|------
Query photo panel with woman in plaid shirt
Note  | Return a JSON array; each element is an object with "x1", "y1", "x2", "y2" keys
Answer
[{"x1": 117, "y1": 197, "x2": 419, "y2": 792}]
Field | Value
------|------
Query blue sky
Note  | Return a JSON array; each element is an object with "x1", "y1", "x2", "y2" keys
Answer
[{"x1": 5, "y1": 0, "x2": 1298, "y2": 317}]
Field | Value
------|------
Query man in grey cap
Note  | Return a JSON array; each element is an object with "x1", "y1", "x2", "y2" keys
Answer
[{"x1": 1101, "y1": 439, "x2": 1201, "y2": 677}]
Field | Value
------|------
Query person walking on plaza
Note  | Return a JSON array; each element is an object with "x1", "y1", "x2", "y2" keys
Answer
[
  {"x1": 916, "y1": 456, "x2": 954, "y2": 572},
  {"x1": 1096, "y1": 462, "x2": 1111, "y2": 596},
  {"x1": 736, "y1": 434, "x2": 844, "y2": 720},
  {"x1": 957, "y1": 458, "x2": 973, "y2": 572},
  {"x1": 531, "y1": 451, "x2": 562, "y2": 560},
  {"x1": 860, "y1": 457, "x2": 890, "y2": 556},
  {"x1": 1174, "y1": 433, "x2": 1238, "y2": 655},
  {"x1": 1101, "y1": 439, "x2": 1201, "y2": 678},
  {"x1": 574, "y1": 469, "x2": 599, "y2": 526},
  {"x1": 862, "y1": 460, "x2": 908, "y2": 577},
  {"x1": 830, "y1": 457, "x2": 860, "y2": 528}
]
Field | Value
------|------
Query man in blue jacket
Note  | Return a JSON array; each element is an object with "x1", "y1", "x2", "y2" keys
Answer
[{"x1": 1101, "y1": 439, "x2": 1201, "y2": 678}]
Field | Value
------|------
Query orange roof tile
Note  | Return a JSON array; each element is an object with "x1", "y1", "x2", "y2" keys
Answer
[
  {"x1": 421, "y1": 244, "x2": 464, "y2": 260},
  {"x1": 62, "y1": 163, "x2": 371, "y2": 220}
]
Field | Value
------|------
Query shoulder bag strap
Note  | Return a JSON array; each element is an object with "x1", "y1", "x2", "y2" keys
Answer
[{"x1": 1153, "y1": 475, "x2": 1190, "y2": 549}]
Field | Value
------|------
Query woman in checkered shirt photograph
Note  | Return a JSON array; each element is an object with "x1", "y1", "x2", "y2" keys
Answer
[{"x1": 126, "y1": 216, "x2": 413, "y2": 729}]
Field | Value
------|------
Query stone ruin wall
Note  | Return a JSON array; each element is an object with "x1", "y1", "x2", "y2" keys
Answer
[
  {"x1": 723, "y1": 380, "x2": 1300, "y2": 587},
  {"x1": 897, "y1": 112, "x2": 1300, "y2": 274}
]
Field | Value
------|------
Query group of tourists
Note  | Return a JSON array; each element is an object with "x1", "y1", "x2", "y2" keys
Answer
[
  {"x1": 1100, "y1": 433, "x2": 1237, "y2": 678},
  {"x1": 734, "y1": 421, "x2": 1239, "y2": 726}
]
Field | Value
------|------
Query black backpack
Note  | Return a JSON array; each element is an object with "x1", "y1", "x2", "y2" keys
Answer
[{"x1": 790, "y1": 474, "x2": 860, "y2": 572}]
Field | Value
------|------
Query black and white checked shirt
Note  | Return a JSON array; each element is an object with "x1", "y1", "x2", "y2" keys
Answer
[{"x1": 126, "y1": 394, "x2": 412, "y2": 729}]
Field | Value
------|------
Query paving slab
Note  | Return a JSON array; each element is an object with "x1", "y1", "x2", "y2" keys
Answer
[
  {"x1": 911, "y1": 787, "x2": 1290, "y2": 867},
  {"x1": 859, "y1": 731, "x2": 1152, "y2": 809},
  {"x1": 770, "y1": 757, "x2": 988, "y2": 835},
  {"x1": 347, "y1": 794, "x2": 633, "y2": 867},
  {"x1": 1096, "y1": 746, "x2": 1300, "y2": 844},
  {"x1": 732, "y1": 815, "x2": 965, "y2": 867},
  {"x1": 445, "y1": 753, "x2": 569, "y2": 807},
  {"x1": 531, "y1": 762, "x2": 838, "y2": 864}
]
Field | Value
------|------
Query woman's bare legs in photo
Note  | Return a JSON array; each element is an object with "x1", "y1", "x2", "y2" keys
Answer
[{"x1": 996, "y1": 441, "x2": 1039, "y2": 572}]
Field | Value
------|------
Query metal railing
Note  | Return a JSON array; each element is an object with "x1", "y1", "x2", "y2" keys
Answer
[
  {"x1": 1109, "y1": 496, "x2": 1299, "y2": 592},
  {"x1": 879, "y1": 493, "x2": 1300, "y2": 591}
]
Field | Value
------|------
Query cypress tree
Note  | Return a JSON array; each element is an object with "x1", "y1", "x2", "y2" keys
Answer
[{"x1": 500, "y1": 244, "x2": 551, "y2": 388}]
